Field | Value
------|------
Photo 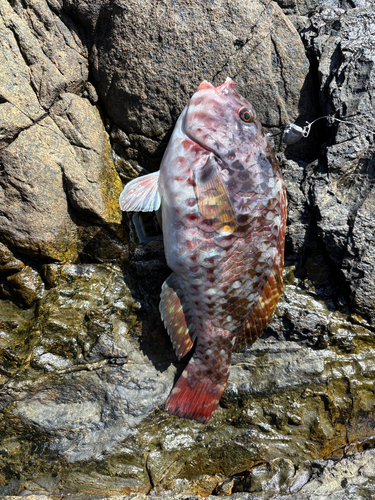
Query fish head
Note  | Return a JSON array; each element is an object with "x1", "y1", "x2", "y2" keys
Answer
[{"x1": 183, "y1": 78, "x2": 265, "y2": 163}]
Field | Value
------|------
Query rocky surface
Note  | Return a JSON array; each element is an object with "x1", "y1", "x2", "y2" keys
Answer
[
  {"x1": 63, "y1": 0, "x2": 311, "y2": 173},
  {"x1": 1, "y1": 0, "x2": 375, "y2": 498},
  {"x1": 2, "y1": 449, "x2": 375, "y2": 498}
]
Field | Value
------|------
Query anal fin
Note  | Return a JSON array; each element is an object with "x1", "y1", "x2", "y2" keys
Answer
[
  {"x1": 160, "y1": 273, "x2": 196, "y2": 360},
  {"x1": 119, "y1": 171, "x2": 161, "y2": 212}
]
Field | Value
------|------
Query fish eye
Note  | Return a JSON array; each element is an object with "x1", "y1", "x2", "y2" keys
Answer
[{"x1": 239, "y1": 107, "x2": 255, "y2": 122}]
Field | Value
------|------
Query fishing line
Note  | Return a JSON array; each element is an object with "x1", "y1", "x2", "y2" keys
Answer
[{"x1": 267, "y1": 115, "x2": 374, "y2": 145}]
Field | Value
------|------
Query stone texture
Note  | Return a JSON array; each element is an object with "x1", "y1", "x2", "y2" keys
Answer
[
  {"x1": 50, "y1": 92, "x2": 123, "y2": 224},
  {"x1": 2, "y1": 450, "x2": 375, "y2": 498},
  {"x1": 63, "y1": 0, "x2": 311, "y2": 173},
  {"x1": 4, "y1": 267, "x2": 44, "y2": 308},
  {"x1": 1, "y1": 263, "x2": 375, "y2": 496},
  {"x1": 302, "y1": 7, "x2": 375, "y2": 323},
  {"x1": 1, "y1": 0, "x2": 375, "y2": 498},
  {"x1": 0, "y1": 97, "x2": 122, "y2": 260},
  {"x1": 0, "y1": 0, "x2": 123, "y2": 262}
]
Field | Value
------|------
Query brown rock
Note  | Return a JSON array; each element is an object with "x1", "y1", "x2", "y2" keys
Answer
[
  {"x1": 0, "y1": 96, "x2": 122, "y2": 261},
  {"x1": 0, "y1": 0, "x2": 88, "y2": 110},
  {"x1": 0, "y1": 243, "x2": 25, "y2": 277},
  {"x1": 0, "y1": 116, "x2": 83, "y2": 261},
  {"x1": 0, "y1": 2, "x2": 44, "y2": 149},
  {"x1": 50, "y1": 93, "x2": 123, "y2": 225},
  {"x1": 6, "y1": 266, "x2": 44, "y2": 308}
]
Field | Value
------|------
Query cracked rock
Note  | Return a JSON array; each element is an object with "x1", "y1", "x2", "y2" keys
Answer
[
  {"x1": 1, "y1": 0, "x2": 375, "y2": 498},
  {"x1": 64, "y1": 0, "x2": 310, "y2": 172},
  {"x1": 305, "y1": 6, "x2": 375, "y2": 323}
]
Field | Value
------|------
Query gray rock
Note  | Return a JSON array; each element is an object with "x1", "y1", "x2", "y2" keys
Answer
[
  {"x1": 64, "y1": 0, "x2": 310, "y2": 172},
  {"x1": 1, "y1": 0, "x2": 375, "y2": 498},
  {"x1": 303, "y1": 7, "x2": 375, "y2": 323}
]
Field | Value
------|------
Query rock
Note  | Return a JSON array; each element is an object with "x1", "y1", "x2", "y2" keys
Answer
[
  {"x1": 0, "y1": 94, "x2": 122, "y2": 261},
  {"x1": 303, "y1": 7, "x2": 375, "y2": 323},
  {"x1": 0, "y1": 244, "x2": 25, "y2": 277},
  {"x1": 0, "y1": 1, "x2": 44, "y2": 149},
  {"x1": 0, "y1": 115, "x2": 87, "y2": 261},
  {"x1": 2, "y1": 261, "x2": 375, "y2": 496},
  {"x1": 50, "y1": 92, "x2": 123, "y2": 224},
  {"x1": 289, "y1": 449, "x2": 375, "y2": 499},
  {"x1": 2, "y1": 450, "x2": 375, "y2": 499},
  {"x1": 64, "y1": 0, "x2": 310, "y2": 171},
  {"x1": 5, "y1": 267, "x2": 44, "y2": 308},
  {"x1": 1, "y1": 0, "x2": 375, "y2": 498},
  {"x1": 93, "y1": 0, "x2": 307, "y2": 131},
  {"x1": 0, "y1": 0, "x2": 123, "y2": 262},
  {"x1": 1, "y1": 0, "x2": 88, "y2": 109}
]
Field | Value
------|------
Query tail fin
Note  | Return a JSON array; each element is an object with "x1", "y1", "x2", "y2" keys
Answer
[
  {"x1": 165, "y1": 369, "x2": 228, "y2": 423},
  {"x1": 165, "y1": 330, "x2": 233, "y2": 423}
]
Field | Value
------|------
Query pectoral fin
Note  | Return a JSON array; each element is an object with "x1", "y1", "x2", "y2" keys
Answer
[
  {"x1": 119, "y1": 171, "x2": 161, "y2": 212},
  {"x1": 195, "y1": 154, "x2": 237, "y2": 233}
]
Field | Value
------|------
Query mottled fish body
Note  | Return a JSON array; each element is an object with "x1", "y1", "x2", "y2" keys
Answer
[{"x1": 120, "y1": 79, "x2": 287, "y2": 423}]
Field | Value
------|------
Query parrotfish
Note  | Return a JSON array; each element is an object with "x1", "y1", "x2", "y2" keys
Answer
[{"x1": 119, "y1": 78, "x2": 287, "y2": 423}]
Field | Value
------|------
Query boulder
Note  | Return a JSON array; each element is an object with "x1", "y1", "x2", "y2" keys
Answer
[
  {"x1": 1, "y1": 0, "x2": 375, "y2": 498},
  {"x1": 0, "y1": 0, "x2": 122, "y2": 262},
  {"x1": 64, "y1": 0, "x2": 311, "y2": 172}
]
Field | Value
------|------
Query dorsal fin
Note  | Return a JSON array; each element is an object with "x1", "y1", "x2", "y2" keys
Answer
[
  {"x1": 195, "y1": 154, "x2": 237, "y2": 234},
  {"x1": 119, "y1": 171, "x2": 160, "y2": 212},
  {"x1": 159, "y1": 273, "x2": 196, "y2": 360}
]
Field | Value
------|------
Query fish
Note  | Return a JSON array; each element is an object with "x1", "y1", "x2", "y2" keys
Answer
[{"x1": 119, "y1": 78, "x2": 287, "y2": 423}]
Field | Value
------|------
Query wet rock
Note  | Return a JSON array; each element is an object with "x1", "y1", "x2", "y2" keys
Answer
[
  {"x1": 1, "y1": 0, "x2": 375, "y2": 498},
  {"x1": 290, "y1": 449, "x2": 375, "y2": 499},
  {"x1": 0, "y1": 299, "x2": 37, "y2": 388},
  {"x1": 4, "y1": 451, "x2": 374, "y2": 499},
  {"x1": 0, "y1": 262, "x2": 172, "y2": 493},
  {"x1": 0, "y1": 244, "x2": 24, "y2": 278},
  {"x1": 33, "y1": 263, "x2": 137, "y2": 369},
  {"x1": 4, "y1": 267, "x2": 44, "y2": 309}
]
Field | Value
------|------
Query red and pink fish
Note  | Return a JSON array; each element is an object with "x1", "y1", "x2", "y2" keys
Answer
[{"x1": 120, "y1": 79, "x2": 287, "y2": 423}]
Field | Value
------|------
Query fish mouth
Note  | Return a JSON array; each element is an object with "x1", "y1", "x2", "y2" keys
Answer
[
  {"x1": 197, "y1": 78, "x2": 237, "y2": 94},
  {"x1": 214, "y1": 77, "x2": 237, "y2": 94}
]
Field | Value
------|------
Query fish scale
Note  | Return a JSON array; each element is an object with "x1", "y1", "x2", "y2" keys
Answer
[{"x1": 119, "y1": 79, "x2": 287, "y2": 423}]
